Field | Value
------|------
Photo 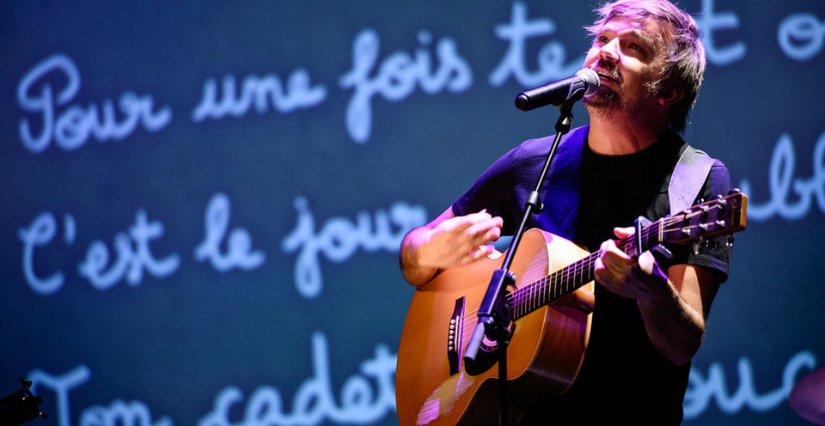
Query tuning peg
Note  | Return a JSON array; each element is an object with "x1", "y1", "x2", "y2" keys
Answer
[
  {"x1": 726, "y1": 234, "x2": 735, "y2": 248},
  {"x1": 728, "y1": 188, "x2": 741, "y2": 195}
]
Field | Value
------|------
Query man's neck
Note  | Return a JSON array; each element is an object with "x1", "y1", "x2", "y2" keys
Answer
[{"x1": 586, "y1": 108, "x2": 669, "y2": 156}]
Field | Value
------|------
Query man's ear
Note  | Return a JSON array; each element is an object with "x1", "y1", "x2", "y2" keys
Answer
[{"x1": 658, "y1": 87, "x2": 684, "y2": 106}]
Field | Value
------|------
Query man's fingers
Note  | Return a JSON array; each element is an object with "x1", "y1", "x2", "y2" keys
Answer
[
  {"x1": 424, "y1": 211, "x2": 503, "y2": 269},
  {"x1": 613, "y1": 226, "x2": 634, "y2": 239},
  {"x1": 442, "y1": 211, "x2": 495, "y2": 232},
  {"x1": 599, "y1": 239, "x2": 633, "y2": 276},
  {"x1": 456, "y1": 212, "x2": 503, "y2": 244}
]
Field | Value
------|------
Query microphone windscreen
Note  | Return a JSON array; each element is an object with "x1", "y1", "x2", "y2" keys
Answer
[{"x1": 576, "y1": 69, "x2": 600, "y2": 97}]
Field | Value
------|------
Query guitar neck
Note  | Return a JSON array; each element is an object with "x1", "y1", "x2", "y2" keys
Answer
[
  {"x1": 506, "y1": 191, "x2": 746, "y2": 321},
  {"x1": 507, "y1": 250, "x2": 598, "y2": 320},
  {"x1": 507, "y1": 215, "x2": 664, "y2": 320}
]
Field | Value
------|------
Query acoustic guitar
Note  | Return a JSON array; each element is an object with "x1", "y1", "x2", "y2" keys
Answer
[{"x1": 396, "y1": 191, "x2": 747, "y2": 426}]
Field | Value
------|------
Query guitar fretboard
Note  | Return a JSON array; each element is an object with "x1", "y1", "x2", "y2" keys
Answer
[
  {"x1": 506, "y1": 220, "x2": 658, "y2": 320},
  {"x1": 502, "y1": 192, "x2": 742, "y2": 320}
]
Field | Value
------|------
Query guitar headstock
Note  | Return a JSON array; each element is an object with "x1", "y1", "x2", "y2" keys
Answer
[{"x1": 662, "y1": 190, "x2": 748, "y2": 245}]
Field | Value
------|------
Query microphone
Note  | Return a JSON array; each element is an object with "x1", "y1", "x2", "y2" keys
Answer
[{"x1": 515, "y1": 69, "x2": 600, "y2": 111}]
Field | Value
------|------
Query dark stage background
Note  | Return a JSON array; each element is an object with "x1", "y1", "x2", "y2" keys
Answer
[{"x1": 2, "y1": 1, "x2": 824, "y2": 425}]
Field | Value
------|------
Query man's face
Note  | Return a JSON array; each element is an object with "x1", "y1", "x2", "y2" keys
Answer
[{"x1": 582, "y1": 16, "x2": 671, "y2": 116}]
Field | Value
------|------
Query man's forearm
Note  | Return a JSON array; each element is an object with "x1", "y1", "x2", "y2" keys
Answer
[
  {"x1": 637, "y1": 281, "x2": 706, "y2": 366},
  {"x1": 636, "y1": 263, "x2": 718, "y2": 366}
]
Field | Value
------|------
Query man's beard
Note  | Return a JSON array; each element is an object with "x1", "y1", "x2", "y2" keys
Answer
[
  {"x1": 582, "y1": 87, "x2": 621, "y2": 111},
  {"x1": 583, "y1": 63, "x2": 662, "y2": 121}
]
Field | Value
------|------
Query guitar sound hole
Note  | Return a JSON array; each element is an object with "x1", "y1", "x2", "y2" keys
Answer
[
  {"x1": 464, "y1": 322, "x2": 516, "y2": 376},
  {"x1": 480, "y1": 334, "x2": 499, "y2": 352},
  {"x1": 479, "y1": 322, "x2": 514, "y2": 352}
]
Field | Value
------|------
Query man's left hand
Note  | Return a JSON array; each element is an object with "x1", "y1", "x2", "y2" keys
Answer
[{"x1": 594, "y1": 227, "x2": 670, "y2": 302}]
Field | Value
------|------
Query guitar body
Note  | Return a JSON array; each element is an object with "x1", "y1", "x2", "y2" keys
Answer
[
  {"x1": 396, "y1": 229, "x2": 596, "y2": 426},
  {"x1": 396, "y1": 191, "x2": 748, "y2": 425}
]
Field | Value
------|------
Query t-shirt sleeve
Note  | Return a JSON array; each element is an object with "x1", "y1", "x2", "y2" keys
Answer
[
  {"x1": 452, "y1": 146, "x2": 523, "y2": 234},
  {"x1": 666, "y1": 159, "x2": 734, "y2": 283}
]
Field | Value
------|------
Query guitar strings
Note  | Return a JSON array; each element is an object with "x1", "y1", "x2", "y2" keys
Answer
[
  {"x1": 457, "y1": 223, "x2": 652, "y2": 322},
  {"x1": 456, "y1": 200, "x2": 726, "y2": 332}
]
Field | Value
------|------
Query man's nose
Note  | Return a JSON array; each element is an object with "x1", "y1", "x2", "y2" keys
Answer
[{"x1": 599, "y1": 38, "x2": 620, "y2": 63}]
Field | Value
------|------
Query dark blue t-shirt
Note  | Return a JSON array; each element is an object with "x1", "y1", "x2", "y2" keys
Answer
[{"x1": 453, "y1": 125, "x2": 732, "y2": 424}]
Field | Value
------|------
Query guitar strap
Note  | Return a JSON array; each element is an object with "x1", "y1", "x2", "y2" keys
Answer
[{"x1": 668, "y1": 144, "x2": 715, "y2": 216}]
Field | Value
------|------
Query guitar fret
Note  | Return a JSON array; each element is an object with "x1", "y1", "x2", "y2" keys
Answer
[
  {"x1": 658, "y1": 219, "x2": 663, "y2": 243},
  {"x1": 540, "y1": 277, "x2": 546, "y2": 308},
  {"x1": 541, "y1": 278, "x2": 546, "y2": 308},
  {"x1": 528, "y1": 279, "x2": 535, "y2": 312},
  {"x1": 561, "y1": 267, "x2": 568, "y2": 296}
]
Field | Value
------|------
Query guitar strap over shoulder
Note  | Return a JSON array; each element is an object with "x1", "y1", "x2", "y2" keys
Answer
[
  {"x1": 668, "y1": 144, "x2": 715, "y2": 216},
  {"x1": 549, "y1": 126, "x2": 714, "y2": 233}
]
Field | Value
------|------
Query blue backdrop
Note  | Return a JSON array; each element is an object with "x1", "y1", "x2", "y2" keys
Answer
[{"x1": 2, "y1": 1, "x2": 824, "y2": 425}]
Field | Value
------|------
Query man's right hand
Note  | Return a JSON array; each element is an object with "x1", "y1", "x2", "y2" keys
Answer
[{"x1": 399, "y1": 208, "x2": 503, "y2": 286}]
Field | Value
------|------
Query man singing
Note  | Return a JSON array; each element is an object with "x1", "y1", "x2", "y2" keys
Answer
[{"x1": 400, "y1": 0, "x2": 733, "y2": 423}]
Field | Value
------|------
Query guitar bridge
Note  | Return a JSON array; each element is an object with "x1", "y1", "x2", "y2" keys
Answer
[{"x1": 447, "y1": 297, "x2": 465, "y2": 376}]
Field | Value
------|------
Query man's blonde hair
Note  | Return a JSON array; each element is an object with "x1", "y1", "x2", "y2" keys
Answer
[{"x1": 586, "y1": 0, "x2": 706, "y2": 132}]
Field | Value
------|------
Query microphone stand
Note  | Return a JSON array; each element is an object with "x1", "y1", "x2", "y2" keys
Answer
[{"x1": 463, "y1": 99, "x2": 577, "y2": 426}]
